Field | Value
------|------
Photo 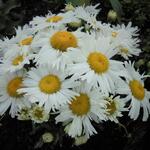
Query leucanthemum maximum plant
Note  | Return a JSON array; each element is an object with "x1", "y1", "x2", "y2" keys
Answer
[{"x1": 0, "y1": 3, "x2": 150, "y2": 144}]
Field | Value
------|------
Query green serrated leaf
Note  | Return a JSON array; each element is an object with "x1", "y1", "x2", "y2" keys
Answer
[{"x1": 65, "y1": 0, "x2": 91, "y2": 6}]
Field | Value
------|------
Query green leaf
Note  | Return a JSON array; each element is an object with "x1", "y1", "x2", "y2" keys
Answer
[{"x1": 65, "y1": 0, "x2": 91, "y2": 6}]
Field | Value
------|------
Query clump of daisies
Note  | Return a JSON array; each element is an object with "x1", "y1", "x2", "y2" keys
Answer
[{"x1": 0, "y1": 3, "x2": 150, "y2": 142}]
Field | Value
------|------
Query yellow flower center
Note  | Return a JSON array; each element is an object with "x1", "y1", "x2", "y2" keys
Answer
[
  {"x1": 7, "y1": 77, "x2": 23, "y2": 98},
  {"x1": 111, "y1": 31, "x2": 118, "y2": 38},
  {"x1": 20, "y1": 37, "x2": 33, "y2": 46},
  {"x1": 33, "y1": 107, "x2": 44, "y2": 119},
  {"x1": 46, "y1": 16, "x2": 63, "y2": 23},
  {"x1": 87, "y1": 52, "x2": 109, "y2": 74},
  {"x1": 120, "y1": 47, "x2": 128, "y2": 54},
  {"x1": 69, "y1": 93, "x2": 90, "y2": 116},
  {"x1": 106, "y1": 100, "x2": 116, "y2": 115},
  {"x1": 39, "y1": 74, "x2": 61, "y2": 94},
  {"x1": 12, "y1": 55, "x2": 24, "y2": 66},
  {"x1": 129, "y1": 80, "x2": 145, "y2": 100},
  {"x1": 50, "y1": 31, "x2": 78, "y2": 52}
]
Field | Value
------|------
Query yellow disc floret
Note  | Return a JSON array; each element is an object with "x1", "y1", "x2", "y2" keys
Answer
[
  {"x1": 50, "y1": 31, "x2": 78, "y2": 52},
  {"x1": 12, "y1": 55, "x2": 24, "y2": 66},
  {"x1": 111, "y1": 31, "x2": 118, "y2": 38},
  {"x1": 106, "y1": 100, "x2": 117, "y2": 115},
  {"x1": 69, "y1": 93, "x2": 90, "y2": 116},
  {"x1": 7, "y1": 77, "x2": 23, "y2": 98},
  {"x1": 32, "y1": 106, "x2": 44, "y2": 119},
  {"x1": 120, "y1": 47, "x2": 128, "y2": 54},
  {"x1": 46, "y1": 16, "x2": 63, "y2": 23},
  {"x1": 87, "y1": 52, "x2": 109, "y2": 74},
  {"x1": 39, "y1": 74, "x2": 61, "y2": 94},
  {"x1": 20, "y1": 37, "x2": 33, "y2": 46},
  {"x1": 129, "y1": 80, "x2": 145, "y2": 100}
]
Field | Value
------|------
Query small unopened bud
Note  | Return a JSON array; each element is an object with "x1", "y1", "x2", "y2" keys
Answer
[
  {"x1": 42, "y1": 132, "x2": 54, "y2": 143},
  {"x1": 74, "y1": 135, "x2": 88, "y2": 146},
  {"x1": 107, "y1": 10, "x2": 117, "y2": 22},
  {"x1": 65, "y1": 3, "x2": 75, "y2": 12},
  {"x1": 68, "y1": 19, "x2": 82, "y2": 28},
  {"x1": 135, "y1": 59, "x2": 145, "y2": 68}
]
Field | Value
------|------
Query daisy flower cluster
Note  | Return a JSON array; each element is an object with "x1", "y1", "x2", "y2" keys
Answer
[{"x1": 0, "y1": 3, "x2": 150, "y2": 140}]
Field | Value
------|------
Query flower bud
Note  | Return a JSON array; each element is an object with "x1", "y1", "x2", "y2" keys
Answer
[
  {"x1": 42, "y1": 132, "x2": 54, "y2": 143},
  {"x1": 65, "y1": 3, "x2": 75, "y2": 12},
  {"x1": 107, "y1": 10, "x2": 117, "y2": 22},
  {"x1": 74, "y1": 135, "x2": 88, "y2": 146},
  {"x1": 135, "y1": 59, "x2": 145, "y2": 68},
  {"x1": 68, "y1": 19, "x2": 82, "y2": 28}
]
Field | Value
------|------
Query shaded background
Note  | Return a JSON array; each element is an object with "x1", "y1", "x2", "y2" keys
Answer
[{"x1": 0, "y1": 0, "x2": 150, "y2": 150}]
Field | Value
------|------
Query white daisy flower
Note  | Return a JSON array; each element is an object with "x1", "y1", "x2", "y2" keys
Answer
[
  {"x1": 74, "y1": 4, "x2": 100, "y2": 19},
  {"x1": 116, "y1": 62, "x2": 150, "y2": 121},
  {"x1": 68, "y1": 35, "x2": 127, "y2": 93},
  {"x1": 84, "y1": 15, "x2": 100, "y2": 30},
  {"x1": 73, "y1": 4, "x2": 100, "y2": 30},
  {"x1": 32, "y1": 28, "x2": 86, "y2": 71},
  {"x1": 100, "y1": 22, "x2": 141, "y2": 59},
  {"x1": 17, "y1": 107, "x2": 31, "y2": 120},
  {"x1": 104, "y1": 95, "x2": 127, "y2": 123},
  {"x1": 29, "y1": 104, "x2": 49, "y2": 123},
  {"x1": 30, "y1": 11, "x2": 77, "y2": 32},
  {"x1": 116, "y1": 39, "x2": 141, "y2": 59},
  {"x1": 84, "y1": 4, "x2": 100, "y2": 15},
  {"x1": 18, "y1": 65, "x2": 79, "y2": 112},
  {"x1": 55, "y1": 84, "x2": 107, "y2": 138},
  {"x1": 0, "y1": 71, "x2": 31, "y2": 118},
  {"x1": 113, "y1": 22, "x2": 139, "y2": 38},
  {"x1": 101, "y1": 22, "x2": 139, "y2": 40},
  {"x1": 0, "y1": 46, "x2": 30, "y2": 73},
  {"x1": 1, "y1": 25, "x2": 35, "y2": 56}
]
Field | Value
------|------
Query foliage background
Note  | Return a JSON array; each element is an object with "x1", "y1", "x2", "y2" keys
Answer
[{"x1": 0, "y1": 0, "x2": 150, "y2": 150}]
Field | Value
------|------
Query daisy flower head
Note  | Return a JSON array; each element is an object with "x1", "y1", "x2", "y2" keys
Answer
[
  {"x1": 17, "y1": 107, "x2": 31, "y2": 120},
  {"x1": 112, "y1": 22, "x2": 139, "y2": 38},
  {"x1": 0, "y1": 24, "x2": 33, "y2": 54},
  {"x1": 1, "y1": 25, "x2": 35, "y2": 56},
  {"x1": 0, "y1": 46, "x2": 30, "y2": 73},
  {"x1": 30, "y1": 11, "x2": 77, "y2": 32},
  {"x1": 116, "y1": 61, "x2": 150, "y2": 121},
  {"x1": 68, "y1": 35, "x2": 127, "y2": 93},
  {"x1": 29, "y1": 104, "x2": 49, "y2": 123},
  {"x1": 73, "y1": 4, "x2": 100, "y2": 30},
  {"x1": 100, "y1": 22, "x2": 141, "y2": 59},
  {"x1": 15, "y1": 25, "x2": 36, "y2": 55},
  {"x1": 116, "y1": 40, "x2": 141, "y2": 59},
  {"x1": 103, "y1": 22, "x2": 139, "y2": 41},
  {"x1": 0, "y1": 71, "x2": 30, "y2": 118},
  {"x1": 55, "y1": 84, "x2": 107, "y2": 138},
  {"x1": 32, "y1": 28, "x2": 86, "y2": 71},
  {"x1": 18, "y1": 65, "x2": 79, "y2": 112},
  {"x1": 74, "y1": 3, "x2": 100, "y2": 20},
  {"x1": 105, "y1": 95, "x2": 127, "y2": 123}
]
